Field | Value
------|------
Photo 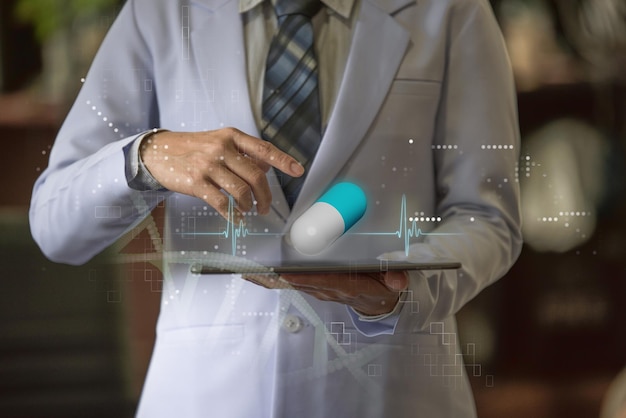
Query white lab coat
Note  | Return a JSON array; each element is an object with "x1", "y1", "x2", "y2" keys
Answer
[{"x1": 30, "y1": 0, "x2": 522, "y2": 416}]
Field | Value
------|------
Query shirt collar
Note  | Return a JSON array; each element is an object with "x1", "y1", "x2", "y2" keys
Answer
[{"x1": 239, "y1": 0, "x2": 355, "y2": 19}]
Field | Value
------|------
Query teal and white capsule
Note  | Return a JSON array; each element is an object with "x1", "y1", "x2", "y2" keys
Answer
[{"x1": 290, "y1": 182, "x2": 367, "y2": 256}]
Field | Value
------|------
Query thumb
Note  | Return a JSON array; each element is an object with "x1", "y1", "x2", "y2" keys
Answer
[{"x1": 384, "y1": 271, "x2": 409, "y2": 291}]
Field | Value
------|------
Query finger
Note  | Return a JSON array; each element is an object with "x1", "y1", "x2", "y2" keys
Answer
[
  {"x1": 280, "y1": 273, "x2": 345, "y2": 289},
  {"x1": 232, "y1": 131, "x2": 305, "y2": 178},
  {"x1": 245, "y1": 154, "x2": 271, "y2": 173},
  {"x1": 193, "y1": 182, "x2": 244, "y2": 224},
  {"x1": 206, "y1": 162, "x2": 255, "y2": 213},
  {"x1": 384, "y1": 271, "x2": 409, "y2": 291},
  {"x1": 299, "y1": 289, "x2": 338, "y2": 302},
  {"x1": 222, "y1": 153, "x2": 272, "y2": 215},
  {"x1": 242, "y1": 273, "x2": 284, "y2": 289}
]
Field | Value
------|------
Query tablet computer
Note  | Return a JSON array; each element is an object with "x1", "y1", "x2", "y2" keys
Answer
[{"x1": 190, "y1": 258, "x2": 461, "y2": 275}]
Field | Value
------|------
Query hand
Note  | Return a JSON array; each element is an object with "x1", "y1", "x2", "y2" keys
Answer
[
  {"x1": 244, "y1": 270, "x2": 409, "y2": 316},
  {"x1": 140, "y1": 128, "x2": 304, "y2": 221}
]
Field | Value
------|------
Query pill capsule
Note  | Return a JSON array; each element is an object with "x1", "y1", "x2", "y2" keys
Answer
[{"x1": 290, "y1": 182, "x2": 367, "y2": 256}]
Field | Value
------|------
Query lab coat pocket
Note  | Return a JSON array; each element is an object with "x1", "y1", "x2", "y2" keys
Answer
[
  {"x1": 388, "y1": 79, "x2": 441, "y2": 96},
  {"x1": 352, "y1": 78, "x2": 442, "y2": 161},
  {"x1": 378, "y1": 79, "x2": 442, "y2": 142}
]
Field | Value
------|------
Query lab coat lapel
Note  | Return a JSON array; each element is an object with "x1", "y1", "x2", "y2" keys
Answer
[
  {"x1": 189, "y1": 0, "x2": 291, "y2": 220},
  {"x1": 288, "y1": 0, "x2": 412, "y2": 223},
  {"x1": 189, "y1": 0, "x2": 253, "y2": 130}
]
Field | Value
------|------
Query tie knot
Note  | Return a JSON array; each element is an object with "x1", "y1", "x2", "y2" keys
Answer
[{"x1": 274, "y1": 0, "x2": 321, "y2": 18}]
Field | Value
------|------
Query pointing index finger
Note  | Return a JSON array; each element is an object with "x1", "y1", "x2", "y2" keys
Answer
[{"x1": 235, "y1": 134, "x2": 305, "y2": 178}]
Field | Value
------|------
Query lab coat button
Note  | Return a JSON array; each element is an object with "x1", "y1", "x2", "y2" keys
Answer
[{"x1": 283, "y1": 315, "x2": 303, "y2": 333}]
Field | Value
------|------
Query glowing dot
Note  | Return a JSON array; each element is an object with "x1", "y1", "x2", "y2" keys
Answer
[
  {"x1": 80, "y1": 78, "x2": 85, "y2": 83},
  {"x1": 103, "y1": 117, "x2": 108, "y2": 122},
  {"x1": 470, "y1": 217, "x2": 475, "y2": 222},
  {"x1": 408, "y1": 139, "x2": 414, "y2": 144}
]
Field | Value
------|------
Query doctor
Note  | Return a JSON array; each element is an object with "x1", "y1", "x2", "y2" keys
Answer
[{"x1": 30, "y1": 0, "x2": 522, "y2": 417}]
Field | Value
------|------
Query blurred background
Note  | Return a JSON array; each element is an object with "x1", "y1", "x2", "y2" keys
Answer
[{"x1": 1, "y1": 0, "x2": 625, "y2": 417}]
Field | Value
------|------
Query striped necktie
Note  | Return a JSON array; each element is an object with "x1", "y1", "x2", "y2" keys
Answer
[{"x1": 261, "y1": 0, "x2": 322, "y2": 207}]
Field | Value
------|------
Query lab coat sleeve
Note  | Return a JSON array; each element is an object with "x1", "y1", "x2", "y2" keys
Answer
[
  {"x1": 350, "y1": 0, "x2": 523, "y2": 335},
  {"x1": 29, "y1": 0, "x2": 169, "y2": 265}
]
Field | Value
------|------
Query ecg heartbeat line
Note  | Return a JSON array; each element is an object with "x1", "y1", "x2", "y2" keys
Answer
[
  {"x1": 181, "y1": 194, "x2": 460, "y2": 256},
  {"x1": 353, "y1": 194, "x2": 461, "y2": 256},
  {"x1": 180, "y1": 195, "x2": 274, "y2": 255}
]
